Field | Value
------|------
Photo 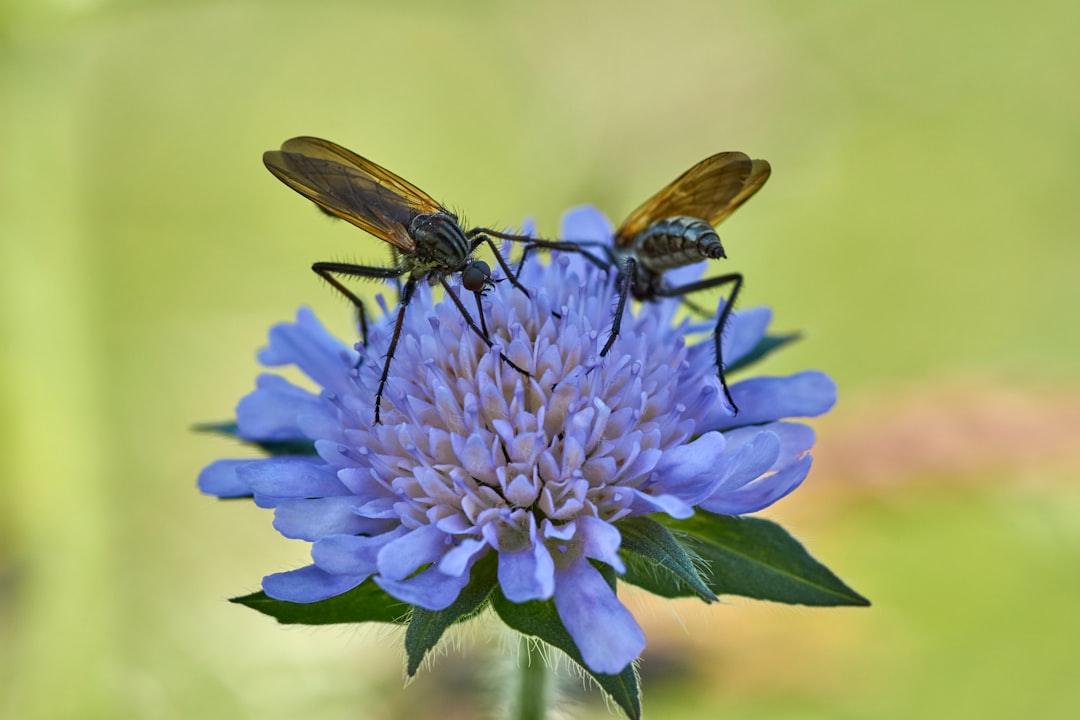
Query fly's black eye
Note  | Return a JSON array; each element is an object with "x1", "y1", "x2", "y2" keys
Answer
[{"x1": 461, "y1": 260, "x2": 491, "y2": 292}]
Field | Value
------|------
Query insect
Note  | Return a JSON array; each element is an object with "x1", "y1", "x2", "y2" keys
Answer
[
  {"x1": 263, "y1": 136, "x2": 531, "y2": 424},
  {"x1": 518, "y1": 152, "x2": 770, "y2": 414}
]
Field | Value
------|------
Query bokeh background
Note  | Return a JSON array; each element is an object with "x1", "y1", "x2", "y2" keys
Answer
[{"x1": 3, "y1": 1, "x2": 1078, "y2": 718}]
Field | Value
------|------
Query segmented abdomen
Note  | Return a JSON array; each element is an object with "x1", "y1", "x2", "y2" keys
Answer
[{"x1": 633, "y1": 216, "x2": 726, "y2": 273}]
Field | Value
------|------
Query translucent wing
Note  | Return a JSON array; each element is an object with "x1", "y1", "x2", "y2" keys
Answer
[
  {"x1": 615, "y1": 152, "x2": 771, "y2": 246},
  {"x1": 263, "y1": 137, "x2": 449, "y2": 252}
]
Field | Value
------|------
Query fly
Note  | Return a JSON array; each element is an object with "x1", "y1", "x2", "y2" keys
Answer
[
  {"x1": 263, "y1": 136, "x2": 531, "y2": 424},
  {"x1": 517, "y1": 152, "x2": 770, "y2": 414}
]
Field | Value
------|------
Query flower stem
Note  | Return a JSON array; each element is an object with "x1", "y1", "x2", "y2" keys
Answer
[{"x1": 510, "y1": 635, "x2": 551, "y2": 720}]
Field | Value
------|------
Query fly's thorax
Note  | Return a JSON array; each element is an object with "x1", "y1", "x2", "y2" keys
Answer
[
  {"x1": 409, "y1": 212, "x2": 472, "y2": 272},
  {"x1": 633, "y1": 216, "x2": 726, "y2": 273}
]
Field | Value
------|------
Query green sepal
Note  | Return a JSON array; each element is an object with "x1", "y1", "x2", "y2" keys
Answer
[
  {"x1": 662, "y1": 511, "x2": 870, "y2": 606},
  {"x1": 616, "y1": 516, "x2": 716, "y2": 602},
  {"x1": 193, "y1": 420, "x2": 318, "y2": 456},
  {"x1": 491, "y1": 589, "x2": 641, "y2": 720},
  {"x1": 404, "y1": 553, "x2": 498, "y2": 676},
  {"x1": 726, "y1": 331, "x2": 802, "y2": 374},
  {"x1": 230, "y1": 580, "x2": 410, "y2": 625}
]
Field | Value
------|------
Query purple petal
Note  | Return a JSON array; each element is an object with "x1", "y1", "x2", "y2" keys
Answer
[
  {"x1": 375, "y1": 564, "x2": 472, "y2": 611},
  {"x1": 627, "y1": 489, "x2": 695, "y2": 518},
  {"x1": 259, "y1": 308, "x2": 356, "y2": 396},
  {"x1": 312, "y1": 531, "x2": 401, "y2": 575},
  {"x1": 439, "y1": 538, "x2": 488, "y2": 576},
  {"x1": 297, "y1": 411, "x2": 348, "y2": 445},
  {"x1": 722, "y1": 421, "x2": 815, "y2": 469},
  {"x1": 313, "y1": 439, "x2": 368, "y2": 470},
  {"x1": 273, "y1": 497, "x2": 390, "y2": 540},
  {"x1": 703, "y1": 371, "x2": 837, "y2": 430},
  {"x1": 262, "y1": 564, "x2": 366, "y2": 603},
  {"x1": 663, "y1": 260, "x2": 707, "y2": 288},
  {"x1": 459, "y1": 434, "x2": 496, "y2": 481},
  {"x1": 498, "y1": 539, "x2": 556, "y2": 602},
  {"x1": 627, "y1": 490, "x2": 695, "y2": 518},
  {"x1": 198, "y1": 459, "x2": 255, "y2": 498},
  {"x1": 236, "y1": 374, "x2": 325, "y2": 441},
  {"x1": 700, "y1": 455, "x2": 813, "y2": 515},
  {"x1": 554, "y1": 559, "x2": 645, "y2": 674},
  {"x1": 560, "y1": 205, "x2": 615, "y2": 244},
  {"x1": 237, "y1": 457, "x2": 349, "y2": 498},
  {"x1": 723, "y1": 306, "x2": 773, "y2": 365},
  {"x1": 576, "y1": 516, "x2": 624, "y2": 573},
  {"x1": 649, "y1": 431, "x2": 727, "y2": 506},
  {"x1": 713, "y1": 431, "x2": 782, "y2": 493},
  {"x1": 377, "y1": 524, "x2": 449, "y2": 581}
]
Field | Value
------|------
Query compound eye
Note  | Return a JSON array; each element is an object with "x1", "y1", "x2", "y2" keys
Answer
[{"x1": 461, "y1": 260, "x2": 491, "y2": 292}]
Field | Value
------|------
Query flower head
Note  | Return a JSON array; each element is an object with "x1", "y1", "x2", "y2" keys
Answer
[{"x1": 199, "y1": 206, "x2": 836, "y2": 675}]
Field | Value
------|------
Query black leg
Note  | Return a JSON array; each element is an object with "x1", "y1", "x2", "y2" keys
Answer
[
  {"x1": 312, "y1": 264, "x2": 367, "y2": 345},
  {"x1": 373, "y1": 278, "x2": 417, "y2": 425},
  {"x1": 440, "y1": 278, "x2": 530, "y2": 378},
  {"x1": 678, "y1": 296, "x2": 714, "y2": 319},
  {"x1": 470, "y1": 228, "x2": 535, "y2": 243},
  {"x1": 655, "y1": 272, "x2": 743, "y2": 414},
  {"x1": 311, "y1": 260, "x2": 411, "y2": 420},
  {"x1": 473, "y1": 289, "x2": 490, "y2": 338},
  {"x1": 599, "y1": 257, "x2": 635, "y2": 357},
  {"x1": 313, "y1": 261, "x2": 404, "y2": 347},
  {"x1": 513, "y1": 243, "x2": 535, "y2": 281},
  {"x1": 508, "y1": 237, "x2": 613, "y2": 280},
  {"x1": 470, "y1": 227, "x2": 615, "y2": 281}
]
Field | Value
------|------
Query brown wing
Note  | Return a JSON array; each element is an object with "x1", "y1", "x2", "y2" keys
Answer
[
  {"x1": 263, "y1": 137, "x2": 448, "y2": 252},
  {"x1": 615, "y1": 152, "x2": 771, "y2": 246}
]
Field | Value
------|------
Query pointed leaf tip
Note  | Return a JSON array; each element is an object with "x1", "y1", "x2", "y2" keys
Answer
[
  {"x1": 663, "y1": 512, "x2": 870, "y2": 607},
  {"x1": 617, "y1": 516, "x2": 717, "y2": 602},
  {"x1": 230, "y1": 582, "x2": 411, "y2": 625}
]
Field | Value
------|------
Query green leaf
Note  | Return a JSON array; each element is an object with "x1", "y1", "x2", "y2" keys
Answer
[
  {"x1": 491, "y1": 590, "x2": 641, "y2": 720},
  {"x1": 616, "y1": 516, "x2": 716, "y2": 602},
  {"x1": 231, "y1": 580, "x2": 411, "y2": 625},
  {"x1": 404, "y1": 553, "x2": 498, "y2": 676},
  {"x1": 726, "y1": 332, "x2": 802, "y2": 374},
  {"x1": 663, "y1": 511, "x2": 870, "y2": 607},
  {"x1": 621, "y1": 552, "x2": 703, "y2": 600},
  {"x1": 193, "y1": 420, "x2": 318, "y2": 456}
]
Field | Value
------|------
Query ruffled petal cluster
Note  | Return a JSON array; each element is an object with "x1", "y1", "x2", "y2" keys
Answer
[{"x1": 199, "y1": 206, "x2": 835, "y2": 674}]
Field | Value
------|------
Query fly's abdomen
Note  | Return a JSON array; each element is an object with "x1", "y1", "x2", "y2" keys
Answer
[{"x1": 634, "y1": 216, "x2": 726, "y2": 273}]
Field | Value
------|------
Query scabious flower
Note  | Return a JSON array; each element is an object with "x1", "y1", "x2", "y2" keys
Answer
[{"x1": 199, "y1": 205, "x2": 837, "y2": 677}]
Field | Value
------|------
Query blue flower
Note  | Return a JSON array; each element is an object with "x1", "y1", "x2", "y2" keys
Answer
[{"x1": 199, "y1": 205, "x2": 836, "y2": 675}]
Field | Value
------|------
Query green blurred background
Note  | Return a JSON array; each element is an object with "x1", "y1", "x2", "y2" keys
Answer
[{"x1": 3, "y1": 1, "x2": 1078, "y2": 718}]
